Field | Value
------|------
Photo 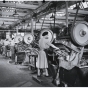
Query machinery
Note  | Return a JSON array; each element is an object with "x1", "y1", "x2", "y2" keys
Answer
[
  {"x1": 39, "y1": 21, "x2": 88, "y2": 86},
  {"x1": 14, "y1": 35, "x2": 23, "y2": 44},
  {"x1": 40, "y1": 29, "x2": 54, "y2": 43},
  {"x1": 14, "y1": 34, "x2": 34, "y2": 64},
  {"x1": 24, "y1": 33, "x2": 34, "y2": 45},
  {"x1": 71, "y1": 22, "x2": 88, "y2": 46},
  {"x1": 40, "y1": 21, "x2": 88, "y2": 61}
]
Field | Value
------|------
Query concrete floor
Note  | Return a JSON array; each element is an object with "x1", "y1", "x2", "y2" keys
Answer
[{"x1": 0, "y1": 55, "x2": 44, "y2": 87}]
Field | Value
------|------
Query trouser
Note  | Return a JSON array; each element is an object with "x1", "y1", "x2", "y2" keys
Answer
[
  {"x1": 59, "y1": 67, "x2": 83, "y2": 87},
  {"x1": 37, "y1": 68, "x2": 49, "y2": 76}
]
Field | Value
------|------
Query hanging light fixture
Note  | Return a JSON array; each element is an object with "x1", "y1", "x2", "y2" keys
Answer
[
  {"x1": 36, "y1": 19, "x2": 40, "y2": 23},
  {"x1": 13, "y1": 9, "x2": 19, "y2": 17},
  {"x1": 1, "y1": 22, "x2": 5, "y2": 26},
  {"x1": 1, "y1": 22, "x2": 6, "y2": 28},
  {"x1": 26, "y1": 22, "x2": 30, "y2": 29},
  {"x1": 13, "y1": 2, "x2": 19, "y2": 17},
  {"x1": 27, "y1": 23, "x2": 30, "y2": 27},
  {"x1": 50, "y1": 13, "x2": 55, "y2": 18}
]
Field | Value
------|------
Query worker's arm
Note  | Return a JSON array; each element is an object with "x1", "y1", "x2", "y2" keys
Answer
[{"x1": 47, "y1": 42, "x2": 60, "y2": 50}]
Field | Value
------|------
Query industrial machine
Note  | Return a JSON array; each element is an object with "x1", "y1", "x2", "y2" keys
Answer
[{"x1": 39, "y1": 21, "x2": 88, "y2": 87}]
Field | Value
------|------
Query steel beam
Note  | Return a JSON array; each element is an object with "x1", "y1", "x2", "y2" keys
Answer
[{"x1": 0, "y1": 2, "x2": 38, "y2": 9}]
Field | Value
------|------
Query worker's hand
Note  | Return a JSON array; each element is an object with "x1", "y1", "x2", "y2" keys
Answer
[
  {"x1": 54, "y1": 48, "x2": 60, "y2": 51},
  {"x1": 57, "y1": 50, "x2": 62, "y2": 53},
  {"x1": 58, "y1": 56, "x2": 64, "y2": 60}
]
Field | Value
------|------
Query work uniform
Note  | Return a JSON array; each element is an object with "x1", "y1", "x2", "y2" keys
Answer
[
  {"x1": 36, "y1": 37, "x2": 50, "y2": 69},
  {"x1": 36, "y1": 37, "x2": 51, "y2": 76}
]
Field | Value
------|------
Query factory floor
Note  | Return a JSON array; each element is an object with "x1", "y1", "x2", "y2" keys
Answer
[{"x1": 0, "y1": 54, "x2": 55, "y2": 87}]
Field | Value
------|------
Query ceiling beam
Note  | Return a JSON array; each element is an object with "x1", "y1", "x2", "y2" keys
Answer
[
  {"x1": 0, "y1": 18, "x2": 18, "y2": 21},
  {"x1": 1, "y1": 7, "x2": 30, "y2": 13},
  {"x1": 40, "y1": 19, "x2": 85, "y2": 24},
  {"x1": 0, "y1": 2, "x2": 38, "y2": 9},
  {"x1": 18, "y1": 26, "x2": 49, "y2": 30},
  {"x1": 56, "y1": 16, "x2": 84, "y2": 21},
  {"x1": 0, "y1": 22, "x2": 14, "y2": 24},
  {"x1": 44, "y1": 16, "x2": 84, "y2": 21},
  {"x1": 40, "y1": 20, "x2": 66, "y2": 24},
  {"x1": 60, "y1": 9, "x2": 88, "y2": 15},
  {"x1": 1, "y1": 11, "x2": 26, "y2": 16},
  {"x1": 0, "y1": 16, "x2": 18, "y2": 19}
]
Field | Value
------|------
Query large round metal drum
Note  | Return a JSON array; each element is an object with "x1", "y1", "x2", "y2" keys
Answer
[
  {"x1": 40, "y1": 29, "x2": 54, "y2": 43},
  {"x1": 14, "y1": 35, "x2": 23, "y2": 43},
  {"x1": 24, "y1": 33, "x2": 34, "y2": 44},
  {"x1": 71, "y1": 22, "x2": 88, "y2": 46}
]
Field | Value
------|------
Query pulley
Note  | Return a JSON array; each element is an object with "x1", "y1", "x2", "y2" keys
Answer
[
  {"x1": 40, "y1": 29, "x2": 54, "y2": 43},
  {"x1": 14, "y1": 35, "x2": 23, "y2": 43},
  {"x1": 24, "y1": 33, "x2": 34, "y2": 44},
  {"x1": 71, "y1": 22, "x2": 88, "y2": 46}
]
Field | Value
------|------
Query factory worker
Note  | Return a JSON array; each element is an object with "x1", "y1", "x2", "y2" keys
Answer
[
  {"x1": 36, "y1": 31, "x2": 59, "y2": 77},
  {"x1": 3, "y1": 39, "x2": 10, "y2": 56},
  {"x1": 58, "y1": 41, "x2": 84, "y2": 87},
  {"x1": 10, "y1": 38, "x2": 15, "y2": 60}
]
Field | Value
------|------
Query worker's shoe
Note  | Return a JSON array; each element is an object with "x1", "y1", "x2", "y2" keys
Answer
[
  {"x1": 45, "y1": 69, "x2": 49, "y2": 77},
  {"x1": 37, "y1": 69, "x2": 41, "y2": 77}
]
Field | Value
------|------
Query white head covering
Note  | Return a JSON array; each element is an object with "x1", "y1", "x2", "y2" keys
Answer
[
  {"x1": 10, "y1": 39, "x2": 15, "y2": 46},
  {"x1": 4, "y1": 39, "x2": 10, "y2": 46}
]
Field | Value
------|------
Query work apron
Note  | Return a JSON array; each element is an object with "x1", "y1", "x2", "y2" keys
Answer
[{"x1": 36, "y1": 49, "x2": 48, "y2": 69}]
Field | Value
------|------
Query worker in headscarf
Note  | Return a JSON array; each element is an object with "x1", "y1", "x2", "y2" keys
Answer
[
  {"x1": 36, "y1": 31, "x2": 60, "y2": 77},
  {"x1": 58, "y1": 41, "x2": 84, "y2": 87},
  {"x1": 10, "y1": 38, "x2": 15, "y2": 60}
]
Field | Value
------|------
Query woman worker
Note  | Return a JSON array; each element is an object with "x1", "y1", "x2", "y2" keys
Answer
[
  {"x1": 58, "y1": 41, "x2": 84, "y2": 87},
  {"x1": 36, "y1": 31, "x2": 60, "y2": 77}
]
